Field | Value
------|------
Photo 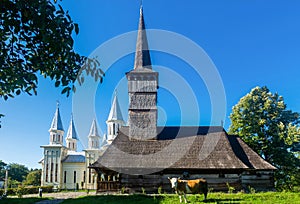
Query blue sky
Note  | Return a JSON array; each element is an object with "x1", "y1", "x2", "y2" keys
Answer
[{"x1": 1, "y1": 0, "x2": 300, "y2": 169}]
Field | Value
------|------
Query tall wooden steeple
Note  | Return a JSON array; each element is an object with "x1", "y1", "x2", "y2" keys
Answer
[{"x1": 126, "y1": 6, "x2": 158, "y2": 140}]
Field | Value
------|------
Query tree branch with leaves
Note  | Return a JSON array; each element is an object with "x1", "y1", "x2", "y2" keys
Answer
[
  {"x1": 0, "y1": 0, "x2": 104, "y2": 99},
  {"x1": 229, "y1": 86, "x2": 300, "y2": 191}
]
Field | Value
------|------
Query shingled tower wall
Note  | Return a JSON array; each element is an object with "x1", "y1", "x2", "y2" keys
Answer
[{"x1": 126, "y1": 6, "x2": 158, "y2": 140}]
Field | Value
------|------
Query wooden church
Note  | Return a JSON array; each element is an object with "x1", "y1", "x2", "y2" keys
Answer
[{"x1": 90, "y1": 7, "x2": 276, "y2": 193}]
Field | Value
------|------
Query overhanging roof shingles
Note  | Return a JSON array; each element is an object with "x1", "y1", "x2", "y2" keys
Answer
[{"x1": 92, "y1": 126, "x2": 275, "y2": 172}]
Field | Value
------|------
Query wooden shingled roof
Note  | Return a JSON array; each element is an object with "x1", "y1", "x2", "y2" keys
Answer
[{"x1": 91, "y1": 126, "x2": 275, "y2": 173}]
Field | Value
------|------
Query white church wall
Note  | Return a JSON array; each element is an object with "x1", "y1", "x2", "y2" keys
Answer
[{"x1": 61, "y1": 163, "x2": 86, "y2": 190}]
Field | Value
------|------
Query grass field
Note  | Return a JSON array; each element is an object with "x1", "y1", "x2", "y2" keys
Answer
[
  {"x1": 0, "y1": 197, "x2": 46, "y2": 204},
  {"x1": 0, "y1": 192, "x2": 299, "y2": 204},
  {"x1": 61, "y1": 192, "x2": 300, "y2": 204}
]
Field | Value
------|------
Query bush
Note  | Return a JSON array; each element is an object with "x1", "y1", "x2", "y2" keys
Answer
[
  {"x1": 41, "y1": 186, "x2": 54, "y2": 193},
  {"x1": 6, "y1": 188, "x2": 16, "y2": 195},
  {"x1": 16, "y1": 186, "x2": 25, "y2": 198}
]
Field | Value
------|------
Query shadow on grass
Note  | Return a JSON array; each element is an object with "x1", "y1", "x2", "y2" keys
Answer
[
  {"x1": 0, "y1": 197, "x2": 47, "y2": 204},
  {"x1": 62, "y1": 194, "x2": 242, "y2": 204},
  {"x1": 62, "y1": 194, "x2": 161, "y2": 204}
]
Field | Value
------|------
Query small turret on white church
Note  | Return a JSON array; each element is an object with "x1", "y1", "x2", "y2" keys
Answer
[
  {"x1": 106, "y1": 92, "x2": 125, "y2": 144},
  {"x1": 88, "y1": 119, "x2": 100, "y2": 149},
  {"x1": 49, "y1": 103, "x2": 64, "y2": 145},
  {"x1": 65, "y1": 115, "x2": 78, "y2": 151}
]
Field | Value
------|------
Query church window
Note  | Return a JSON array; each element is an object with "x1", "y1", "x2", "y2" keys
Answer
[
  {"x1": 73, "y1": 143, "x2": 75, "y2": 149},
  {"x1": 64, "y1": 171, "x2": 67, "y2": 183},
  {"x1": 88, "y1": 168, "x2": 91, "y2": 183},
  {"x1": 58, "y1": 135, "x2": 60, "y2": 142},
  {"x1": 74, "y1": 171, "x2": 76, "y2": 183},
  {"x1": 92, "y1": 141, "x2": 94, "y2": 147},
  {"x1": 46, "y1": 164, "x2": 49, "y2": 182},
  {"x1": 55, "y1": 164, "x2": 58, "y2": 182},
  {"x1": 50, "y1": 162, "x2": 53, "y2": 182},
  {"x1": 83, "y1": 171, "x2": 86, "y2": 183},
  {"x1": 113, "y1": 123, "x2": 115, "y2": 135}
]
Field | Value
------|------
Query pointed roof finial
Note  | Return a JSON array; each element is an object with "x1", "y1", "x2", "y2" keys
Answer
[
  {"x1": 107, "y1": 92, "x2": 124, "y2": 122},
  {"x1": 66, "y1": 114, "x2": 78, "y2": 140},
  {"x1": 49, "y1": 102, "x2": 64, "y2": 131},
  {"x1": 89, "y1": 119, "x2": 100, "y2": 137},
  {"x1": 134, "y1": 4, "x2": 152, "y2": 70}
]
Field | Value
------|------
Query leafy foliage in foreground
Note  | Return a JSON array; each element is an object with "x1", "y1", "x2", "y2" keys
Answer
[
  {"x1": 229, "y1": 86, "x2": 300, "y2": 190},
  {"x1": 60, "y1": 192, "x2": 300, "y2": 204},
  {"x1": 0, "y1": 0, "x2": 103, "y2": 100}
]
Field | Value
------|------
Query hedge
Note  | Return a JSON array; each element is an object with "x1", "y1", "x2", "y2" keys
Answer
[{"x1": 0, "y1": 186, "x2": 54, "y2": 196}]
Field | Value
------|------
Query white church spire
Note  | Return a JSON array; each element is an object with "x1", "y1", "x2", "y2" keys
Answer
[
  {"x1": 107, "y1": 91, "x2": 124, "y2": 122},
  {"x1": 66, "y1": 114, "x2": 78, "y2": 140},
  {"x1": 49, "y1": 102, "x2": 64, "y2": 132},
  {"x1": 106, "y1": 92, "x2": 125, "y2": 144},
  {"x1": 88, "y1": 119, "x2": 100, "y2": 149},
  {"x1": 66, "y1": 114, "x2": 78, "y2": 151},
  {"x1": 49, "y1": 102, "x2": 64, "y2": 145}
]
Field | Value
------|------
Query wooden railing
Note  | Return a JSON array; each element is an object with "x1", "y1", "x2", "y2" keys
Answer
[{"x1": 97, "y1": 181, "x2": 120, "y2": 192}]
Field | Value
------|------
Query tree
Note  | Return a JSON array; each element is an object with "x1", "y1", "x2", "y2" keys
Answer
[
  {"x1": 24, "y1": 169, "x2": 41, "y2": 186},
  {"x1": 229, "y1": 86, "x2": 300, "y2": 190},
  {"x1": 0, "y1": 0, "x2": 103, "y2": 103},
  {"x1": 7, "y1": 163, "x2": 29, "y2": 182},
  {"x1": 0, "y1": 160, "x2": 7, "y2": 179}
]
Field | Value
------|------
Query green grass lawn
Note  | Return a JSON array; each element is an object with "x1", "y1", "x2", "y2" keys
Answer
[
  {"x1": 0, "y1": 192, "x2": 299, "y2": 204},
  {"x1": 0, "y1": 197, "x2": 46, "y2": 204},
  {"x1": 62, "y1": 192, "x2": 300, "y2": 204}
]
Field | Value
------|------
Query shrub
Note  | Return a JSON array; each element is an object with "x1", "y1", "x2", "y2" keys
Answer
[
  {"x1": 16, "y1": 186, "x2": 25, "y2": 198},
  {"x1": 41, "y1": 186, "x2": 54, "y2": 193},
  {"x1": 248, "y1": 186, "x2": 256, "y2": 194},
  {"x1": 157, "y1": 186, "x2": 162, "y2": 195},
  {"x1": 141, "y1": 187, "x2": 146, "y2": 194},
  {"x1": 226, "y1": 182, "x2": 235, "y2": 194}
]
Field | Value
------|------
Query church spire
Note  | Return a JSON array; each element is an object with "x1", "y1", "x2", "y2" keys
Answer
[
  {"x1": 66, "y1": 114, "x2": 78, "y2": 151},
  {"x1": 49, "y1": 102, "x2": 64, "y2": 132},
  {"x1": 49, "y1": 102, "x2": 64, "y2": 145},
  {"x1": 133, "y1": 6, "x2": 152, "y2": 70},
  {"x1": 88, "y1": 119, "x2": 100, "y2": 149},
  {"x1": 66, "y1": 114, "x2": 78, "y2": 140},
  {"x1": 107, "y1": 92, "x2": 124, "y2": 122},
  {"x1": 106, "y1": 92, "x2": 125, "y2": 144},
  {"x1": 89, "y1": 119, "x2": 100, "y2": 137}
]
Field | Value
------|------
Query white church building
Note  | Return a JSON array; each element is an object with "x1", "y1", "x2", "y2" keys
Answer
[{"x1": 39, "y1": 94, "x2": 124, "y2": 190}]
